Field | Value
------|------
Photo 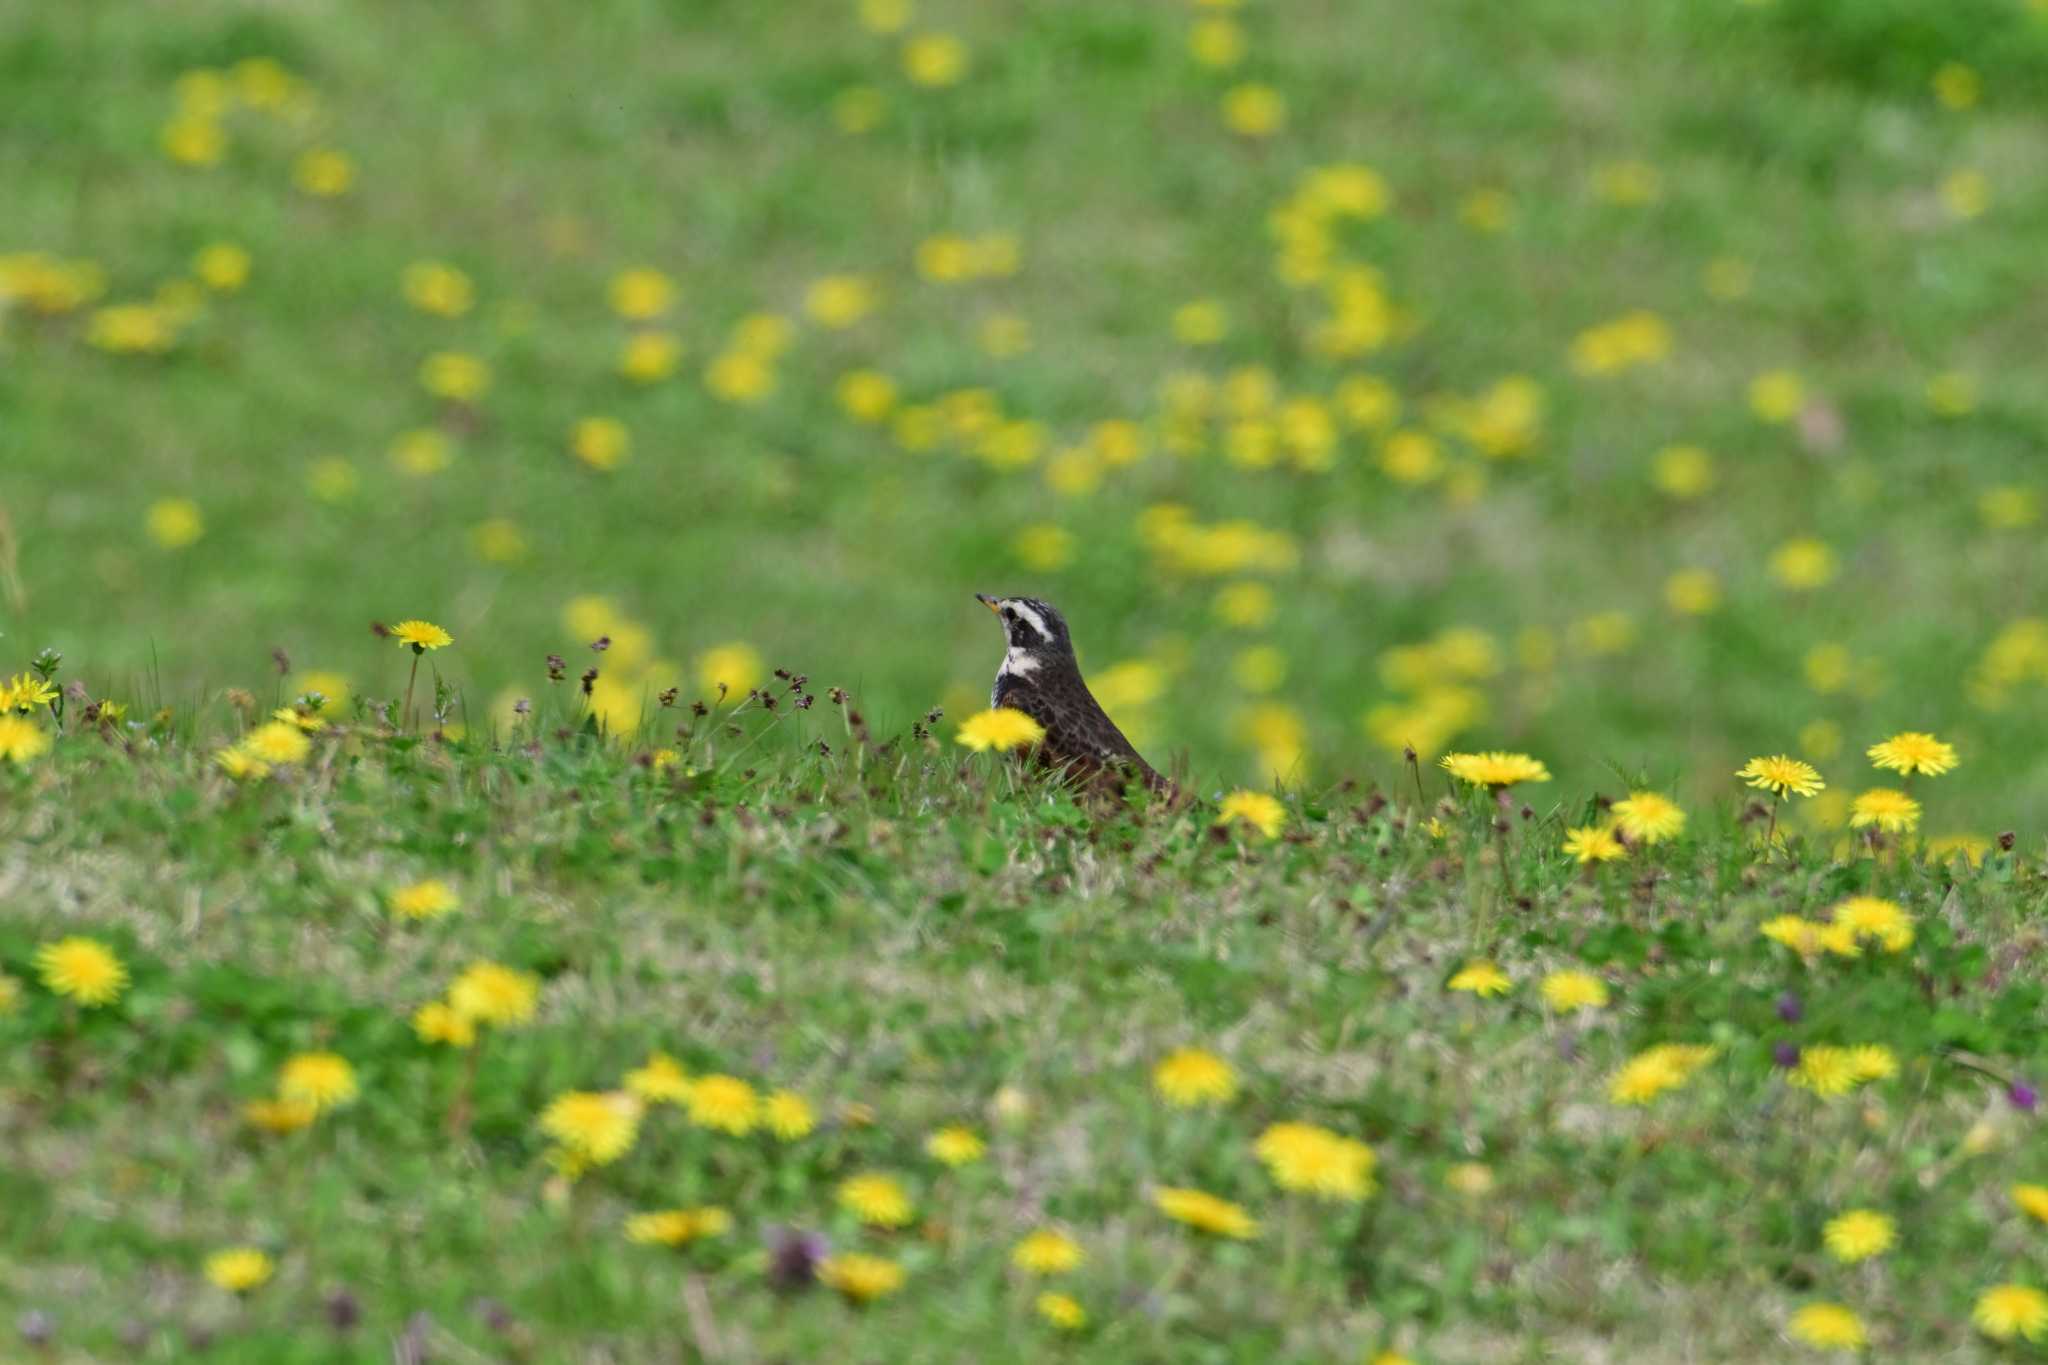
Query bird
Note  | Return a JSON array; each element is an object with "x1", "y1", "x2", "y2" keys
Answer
[{"x1": 975, "y1": 592, "x2": 1172, "y2": 796}]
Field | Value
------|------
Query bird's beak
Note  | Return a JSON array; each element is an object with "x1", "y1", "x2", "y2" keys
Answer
[{"x1": 975, "y1": 593, "x2": 1001, "y2": 615}]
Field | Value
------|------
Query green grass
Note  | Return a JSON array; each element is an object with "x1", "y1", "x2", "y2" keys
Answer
[
  {"x1": 7, "y1": 0, "x2": 2048, "y2": 1356},
  {"x1": 1, "y1": 689, "x2": 2045, "y2": 1360}
]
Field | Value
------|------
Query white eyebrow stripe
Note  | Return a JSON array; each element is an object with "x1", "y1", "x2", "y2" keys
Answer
[{"x1": 1007, "y1": 602, "x2": 1052, "y2": 642}]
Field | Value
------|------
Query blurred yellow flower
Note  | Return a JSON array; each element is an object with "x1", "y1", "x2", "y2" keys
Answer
[
  {"x1": 1768, "y1": 537, "x2": 1836, "y2": 590},
  {"x1": 161, "y1": 117, "x2": 225, "y2": 166},
  {"x1": 243, "y1": 1096, "x2": 317, "y2": 1132},
  {"x1": 293, "y1": 149, "x2": 355, "y2": 197},
  {"x1": 687, "y1": 1074, "x2": 759, "y2": 1134},
  {"x1": 1188, "y1": 18, "x2": 1245, "y2": 67},
  {"x1": 1232, "y1": 645, "x2": 1287, "y2": 693},
  {"x1": 0, "y1": 715, "x2": 51, "y2": 765},
  {"x1": 402, "y1": 260, "x2": 474, "y2": 317},
  {"x1": 1153, "y1": 1186, "x2": 1258, "y2": 1239},
  {"x1": 2012, "y1": 1184, "x2": 2048, "y2": 1224},
  {"x1": 1612, "y1": 791, "x2": 1685, "y2": 844},
  {"x1": 1153, "y1": 1047, "x2": 1237, "y2": 1107},
  {"x1": 1255, "y1": 1122, "x2": 1377, "y2": 1201},
  {"x1": 145, "y1": 498, "x2": 204, "y2": 549},
  {"x1": 1789, "y1": 1302, "x2": 1867, "y2": 1351},
  {"x1": 1563, "y1": 825, "x2": 1625, "y2": 864},
  {"x1": 1380, "y1": 429, "x2": 1443, "y2": 484},
  {"x1": 1942, "y1": 168, "x2": 1990, "y2": 220},
  {"x1": 1849, "y1": 788, "x2": 1920, "y2": 833},
  {"x1": 1036, "y1": 1292, "x2": 1086, "y2": 1330},
  {"x1": 1541, "y1": 969, "x2": 1609, "y2": 1011},
  {"x1": 1447, "y1": 962, "x2": 1511, "y2": 997},
  {"x1": 539, "y1": 1091, "x2": 642, "y2": 1165},
  {"x1": 705, "y1": 351, "x2": 776, "y2": 404},
  {"x1": 805, "y1": 274, "x2": 879, "y2": 328},
  {"x1": 194, "y1": 242, "x2": 250, "y2": 291},
  {"x1": 839, "y1": 1172, "x2": 914, "y2": 1227},
  {"x1": 389, "y1": 429, "x2": 453, "y2": 477},
  {"x1": 955, "y1": 708, "x2": 1045, "y2": 753},
  {"x1": 1216, "y1": 790, "x2": 1285, "y2": 838},
  {"x1": 764, "y1": 1090, "x2": 815, "y2": 1141},
  {"x1": 619, "y1": 330, "x2": 682, "y2": 383},
  {"x1": 1592, "y1": 160, "x2": 1661, "y2": 205},
  {"x1": 420, "y1": 351, "x2": 491, "y2": 402},
  {"x1": 1932, "y1": 61, "x2": 1980, "y2": 110},
  {"x1": 858, "y1": 0, "x2": 910, "y2": 33},
  {"x1": 1748, "y1": 370, "x2": 1805, "y2": 423},
  {"x1": 1867, "y1": 731, "x2": 1956, "y2": 776},
  {"x1": 1608, "y1": 1043, "x2": 1714, "y2": 1105},
  {"x1": 448, "y1": 961, "x2": 540, "y2": 1026},
  {"x1": 833, "y1": 85, "x2": 887, "y2": 134},
  {"x1": 1012, "y1": 524, "x2": 1074, "y2": 571},
  {"x1": 1664, "y1": 568, "x2": 1721, "y2": 615},
  {"x1": 243, "y1": 721, "x2": 311, "y2": 765},
  {"x1": 625, "y1": 1207, "x2": 731, "y2": 1246},
  {"x1": 902, "y1": 32, "x2": 968, "y2": 86},
  {"x1": 389, "y1": 879, "x2": 458, "y2": 920},
  {"x1": 624, "y1": 1052, "x2": 692, "y2": 1104},
  {"x1": 1979, "y1": 486, "x2": 2038, "y2": 530},
  {"x1": 278, "y1": 1052, "x2": 358, "y2": 1113},
  {"x1": 925, "y1": 1125, "x2": 985, "y2": 1166},
  {"x1": 1012, "y1": 1228, "x2": 1083, "y2": 1274},
  {"x1": 1974, "y1": 1284, "x2": 2048, "y2": 1342},
  {"x1": 204, "y1": 1248, "x2": 274, "y2": 1294},
  {"x1": 835, "y1": 369, "x2": 899, "y2": 423},
  {"x1": 609, "y1": 267, "x2": 674, "y2": 320},
  {"x1": 412, "y1": 1001, "x2": 475, "y2": 1047},
  {"x1": 695, "y1": 642, "x2": 763, "y2": 697},
  {"x1": 1822, "y1": 1208, "x2": 1895, "y2": 1262},
  {"x1": 821, "y1": 1253, "x2": 905, "y2": 1302},
  {"x1": 1222, "y1": 83, "x2": 1287, "y2": 137},
  {"x1": 1651, "y1": 444, "x2": 1715, "y2": 498},
  {"x1": 36, "y1": 937, "x2": 128, "y2": 1006},
  {"x1": 1461, "y1": 188, "x2": 1513, "y2": 233},
  {"x1": 570, "y1": 416, "x2": 631, "y2": 471},
  {"x1": 470, "y1": 518, "x2": 528, "y2": 564},
  {"x1": 1213, "y1": 581, "x2": 1275, "y2": 628},
  {"x1": 1441, "y1": 751, "x2": 1549, "y2": 787}
]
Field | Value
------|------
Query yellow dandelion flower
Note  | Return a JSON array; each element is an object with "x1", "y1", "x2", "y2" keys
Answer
[
  {"x1": 1012, "y1": 1228, "x2": 1084, "y2": 1274},
  {"x1": 35, "y1": 937, "x2": 128, "y2": 1007},
  {"x1": 277, "y1": 1052, "x2": 358, "y2": 1113},
  {"x1": 1975, "y1": 1284, "x2": 2048, "y2": 1342},
  {"x1": 955, "y1": 707, "x2": 1046, "y2": 753},
  {"x1": 1216, "y1": 790, "x2": 1285, "y2": 838},
  {"x1": 804, "y1": 274, "x2": 879, "y2": 329},
  {"x1": 1440, "y1": 751, "x2": 1550, "y2": 787},
  {"x1": 1445, "y1": 1162, "x2": 1495, "y2": 1197},
  {"x1": 693, "y1": 642, "x2": 763, "y2": 698},
  {"x1": 539, "y1": 1091, "x2": 643, "y2": 1166},
  {"x1": 609, "y1": 267, "x2": 675, "y2": 320},
  {"x1": 204, "y1": 1248, "x2": 274, "y2": 1294},
  {"x1": 293, "y1": 148, "x2": 355, "y2": 197},
  {"x1": 1152, "y1": 1047, "x2": 1238, "y2": 1108},
  {"x1": 764, "y1": 1090, "x2": 815, "y2": 1141},
  {"x1": 1036, "y1": 1291, "x2": 1086, "y2": 1330},
  {"x1": 570, "y1": 417, "x2": 631, "y2": 471},
  {"x1": 241, "y1": 721, "x2": 310, "y2": 766},
  {"x1": 1447, "y1": 961, "x2": 1511, "y2": 998},
  {"x1": 625, "y1": 1207, "x2": 730, "y2": 1246},
  {"x1": 161, "y1": 117, "x2": 225, "y2": 167},
  {"x1": 1152, "y1": 1186, "x2": 1259, "y2": 1239},
  {"x1": 1832, "y1": 897, "x2": 1913, "y2": 952},
  {"x1": 821, "y1": 1253, "x2": 905, "y2": 1303},
  {"x1": 1823, "y1": 1209, "x2": 1896, "y2": 1263},
  {"x1": 1789, "y1": 1046, "x2": 1860, "y2": 1097},
  {"x1": 2010, "y1": 1184, "x2": 2048, "y2": 1224},
  {"x1": 834, "y1": 369, "x2": 899, "y2": 423},
  {"x1": 686, "y1": 1074, "x2": 760, "y2": 1135},
  {"x1": 194, "y1": 242, "x2": 250, "y2": 292},
  {"x1": 387, "y1": 880, "x2": 458, "y2": 921},
  {"x1": 213, "y1": 746, "x2": 269, "y2": 781},
  {"x1": 925, "y1": 1125, "x2": 986, "y2": 1166},
  {"x1": 1254, "y1": 1122, "x2": 1377, "y2": 1202},
  {"x1": 619, "y1": 330, "x2": 682, "y2": 382},
  {"x1": 401, "y1": 260, "x2": 474, "y2": 317},
  {"x1": 838, "y1": 1172, "x2": 914, "y2": 1228},
  {"x1": 390, "y1": 620, "x2": 453, "y2": 653},
  {"x1": 419, "y1": 351, "x2": 491, "y2": 403},
  {"x1": 1540, "y1": 970, "x2": 1609, "y2": 1012},
  {"x1": 242, "y1": 1096, "x2": 317, "y2": 1133},
  {"x1": 1866, "y1": 732, "x2": 1957, "y2": 777},
  {"x1": 1749, "y1": 370, "x2": 1805, "y2": 423},
  {"x1": 411, "y1": 1001, "x2": 475, "y2": 1048},
  {"x1": 145, "y1": 498, "x2": 204, "y2": 549},
  {"x1": 902, "y1": 32, "x2": 968, "y2": 86},
  {"x1": 1652, "y1": 444, "x2": 1716, "y2": 498},
  {"x1": 0, "y1": 716, "x2": 53, "y2": 764},
  {"x1": 1942, "y1": 169, "x2": 1990, "y2": 220},
  {"x1": 447, "y1": 961, "x2": 540, "y2": 1027},
  {"x1": 1612, "y1": 792, "x2": 1685, "y2": 844},
  {"x1": 1736, "y1": 755, "x2": 1825, "y2": 798},
  {"x1": 624, "y1": 1052, "x2": 692, "y2": 1104},
  {"x1": 1562, "y1": 825, "x2": 1626, "y2": 864},
  {"x1": 1760, "y1": 916, "x2": 1827, "y2": 956},
  {"x1": 1222, "y1": 83, "x2": 1287, "y2": 137},
  {"x1": 1850, "y1": 789, "x2": 1920, "y2": 833},
  {"x1": 1845, "y1": 1045, "x2": 1898, "y2": 1083},
  {"x1": 1608, "y1": 1044, "x2": 1715, "y2": 1106},
  {"x1": 1769, "y1": 538, "x2": 1837, "y2": 591},
  {"x1": 1789, "y1": 1302, "x2": 1867, "y2": 1351}
]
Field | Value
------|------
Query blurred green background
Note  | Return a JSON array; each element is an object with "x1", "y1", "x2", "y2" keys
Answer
[{"x1": 6, "y1": 0, "x2": 2048, "y2": 826}]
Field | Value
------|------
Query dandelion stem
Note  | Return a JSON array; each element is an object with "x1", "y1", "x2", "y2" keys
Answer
[
  {"x1": 447, "y1": 1039, "x2": 482, "y2": 1139},
  {"x1": 402, "y1": 650, "x2": 422, "y2": 734},
  {"x1": 1764, "y1": 791, "x2": 1781, "y2": 856}
]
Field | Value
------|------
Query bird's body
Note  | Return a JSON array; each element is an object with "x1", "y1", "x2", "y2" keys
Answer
[{"x1": 977, "y1": 593, "x2": 1171, "y2": 796}]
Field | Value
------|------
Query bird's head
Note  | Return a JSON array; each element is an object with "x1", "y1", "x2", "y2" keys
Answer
[{"x1": 976, "y1": 593, "x2": 1074, "y2": 675}]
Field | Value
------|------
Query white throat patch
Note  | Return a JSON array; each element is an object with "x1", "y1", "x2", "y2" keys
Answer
[{"x1": 1000, "y1": 646, "x2": 1041, "y2": 678}]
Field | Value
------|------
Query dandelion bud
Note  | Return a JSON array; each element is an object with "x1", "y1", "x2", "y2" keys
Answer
[
  {"x1": 369, "y1": 621, "x2": 391, "y2": 639},
  {"x1": 1773, "y1": 1042, "x2": 1802, "y2": 1069},
  {"x1": 1999, "y1": 831, "x2": 2016, "y2": 851},
  {"x1": 512, "y1": 699, "x2": 531, "y2": 716},
  {"x1": 1776, "y1": 991, "x2": 1804, "y2": 1022},
  {"x1": 589, "y1": 636, "x2": 610, "y2": 653},
  {"x1": 2010, "y1": 1080, "x2": 2040, "y2": 1113},
  {"x1": 658, "y1": 687, "x2": 678, "y2": 708},
  {"x1": 324, "y1": 1288, "x2": 361, "y2": 1332},
  {"x1": 272, "y1": 647, "x2": 291, "y2": 675},
  {"x1": 545, "y1": 654, "x2": 566, "y2": 681},
  {"x1": 580, "y1": 668, "x2": 598, "y2": 696}
]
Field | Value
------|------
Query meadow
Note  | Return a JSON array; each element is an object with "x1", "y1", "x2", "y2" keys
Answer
[{"x1": 5, "y1": 0, "x2": 2048, "y2": 1357}]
